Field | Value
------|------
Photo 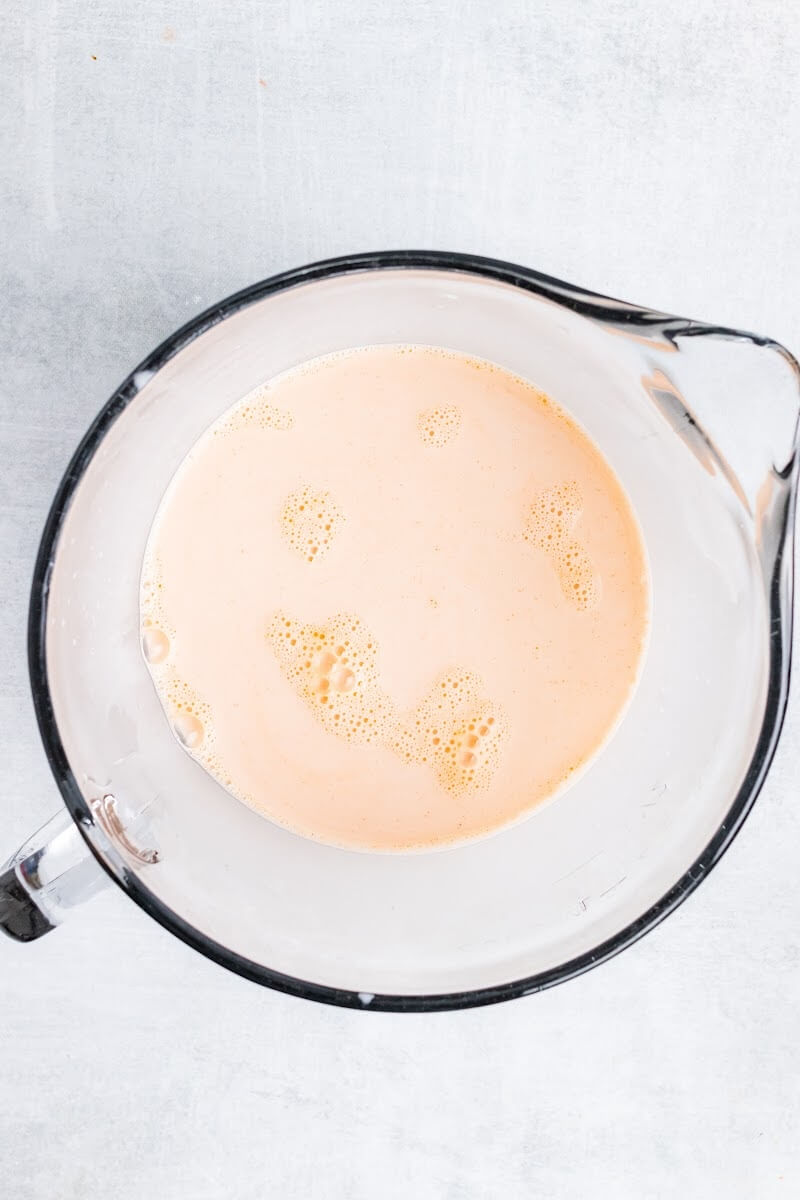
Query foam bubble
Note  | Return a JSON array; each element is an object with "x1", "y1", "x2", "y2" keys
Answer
[
  {"x1": 266, "y1": 612, "x2": 396, "y2": 744},
  {"x1": 524, "y1": 483, "x2": 600, "y2": 612},
  {"x1": 391, "y1": 671, "x2": 508, "y2": 797},
  {"x1": 139, "y1": 554, "x2": 176, "y2": 645},
  {"x1": 221, "y1": 386, "x2": 293, "y2": 433},
  {"x1": 557, "y1": 539, "x2": 600, "y2": 611},
  {"x1": 142, "y1": 626, "x2": 170, "y2": 664},
  {"x1": 417, "y1": 404, "x2": 462, "y2": 448},
  {"x1": 173, "y1": 710, "x2": 204, "y2": 748},
  {"x1": 281, "y1": 487, "x2": 344, "y2": 563},
  {"x1": 524, "y1": 482, "x2": 583, "y2": 550},
  {"x1": 266, "y1": 611, "x2": 508, "y2": 798},
  {"x1": 159, "y1": 675, "x2": 216, "y2": 762}
]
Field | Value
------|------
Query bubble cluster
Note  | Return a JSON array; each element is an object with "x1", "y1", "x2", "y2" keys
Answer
[
  {"x1": 267, "y1": 610, "x2": 507, "y2": 797},
  {"x1": 281, "y1": 487, "x2": 344, "y2": 563},
  {"x1": 555, "y1": 541, "x2": 598, "y2": 611},
  {"x1": 141, "y1": 571, "x2": 215, "y2": 760},
  {"x1": 162, "y1": 676, "x2": 214, "y2": 755},
  {"x1": 267, "y1": 612, "x2": 396, "y2": 744},
  {"x1": 524, "y1": 483, "x2": 600, "y2": 611},
  {"x1": 140, "y1": 570, "x2": 175, "y2": 663},
  {"x1": 417, "y1": 404, "x2": 462, "y2": 448},
  {"x1": 221, "y1": 386, "x2": 293, "y2": 433},
  {"x1": 524, "y1": 482, "x2": 583, "y2": 549},
  {"x1": 392, "y1": 672, "x2": 508, "y2": 797}
]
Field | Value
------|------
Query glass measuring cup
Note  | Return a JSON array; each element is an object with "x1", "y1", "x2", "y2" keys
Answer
[{"x1": 2, "y1": 252, "x2": 798, "y2": 1010}]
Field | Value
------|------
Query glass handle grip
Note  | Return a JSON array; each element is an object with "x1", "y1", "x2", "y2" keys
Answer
[{"x1": 0, "y1": 809, "x2": 108, "y2": 942}]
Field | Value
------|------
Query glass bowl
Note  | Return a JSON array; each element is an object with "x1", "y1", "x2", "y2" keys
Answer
[{"x1": 2, "y1": 252, "x2": 798, "y2": 1010}]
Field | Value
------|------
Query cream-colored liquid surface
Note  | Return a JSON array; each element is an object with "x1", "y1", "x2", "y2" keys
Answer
[{"x1": 141, "y1": 345, "x2": 649, "y2": 850}]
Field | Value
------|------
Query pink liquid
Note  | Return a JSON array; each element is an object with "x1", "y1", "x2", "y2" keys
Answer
[{"x1": 141, "y1": 346, "x2": 649, "y2": 850}]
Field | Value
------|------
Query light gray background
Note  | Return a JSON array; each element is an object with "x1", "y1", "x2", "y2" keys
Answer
[{"x1": 3, "y1": 3, "x2": 799, "y2": 1197}]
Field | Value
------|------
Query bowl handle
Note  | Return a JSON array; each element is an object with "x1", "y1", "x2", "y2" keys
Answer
[
  {"x1": 654, "y1": 327, "x2": 800, "y2": 510},
  {"x1": 0, "y1": 809, "x2": 108, "y2": 941}
]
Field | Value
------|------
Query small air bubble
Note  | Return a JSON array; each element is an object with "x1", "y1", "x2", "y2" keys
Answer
[
  {"x1": 173, "y1": 711, "x2": 204, "y2": 749},
  {"x1": 142, "y1": 627, "x2": 170, "y2": 664}
]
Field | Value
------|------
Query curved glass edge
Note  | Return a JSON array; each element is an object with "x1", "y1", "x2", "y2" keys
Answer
[{"x1": 26, "y1": 250, "x2": 800, "y2": 1012}]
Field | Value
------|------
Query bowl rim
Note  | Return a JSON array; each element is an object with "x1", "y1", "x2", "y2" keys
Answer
[{"x1": 27, "y1": 249, "x2": 798, "y2": 1011}]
